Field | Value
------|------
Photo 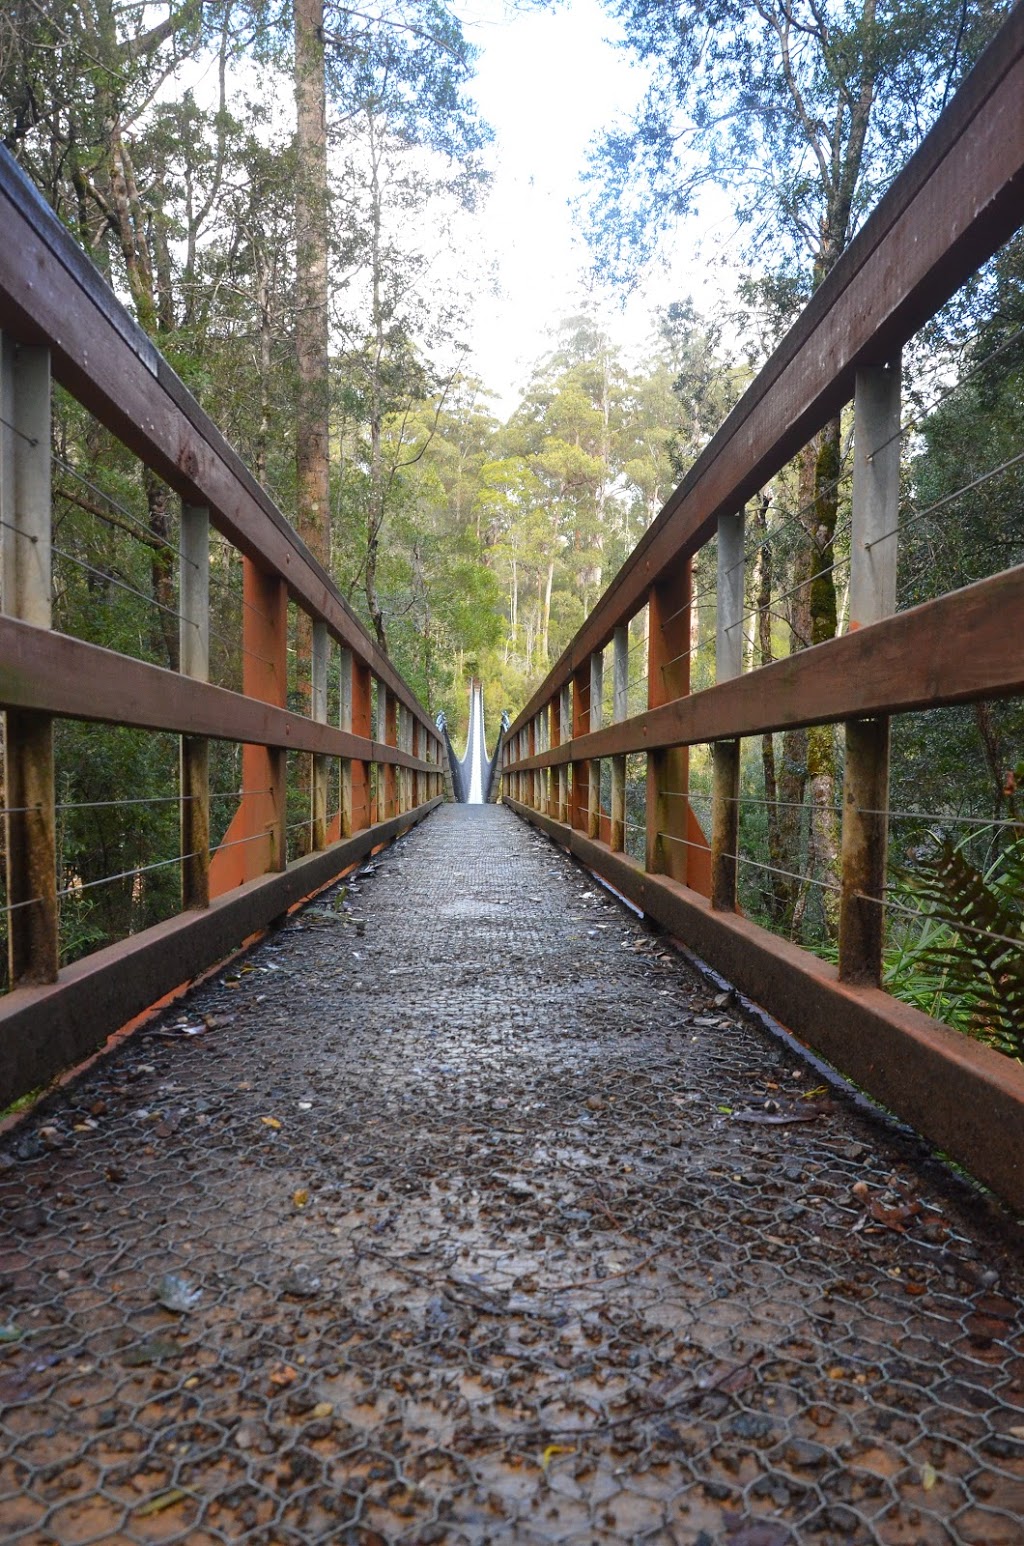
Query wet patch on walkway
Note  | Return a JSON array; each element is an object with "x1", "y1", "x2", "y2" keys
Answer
[{"x1": 1, "y1": 805, "x2": 1022, "y2": 1545}]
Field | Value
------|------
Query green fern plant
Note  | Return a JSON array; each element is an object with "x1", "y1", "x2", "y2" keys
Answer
[{"x1": 890, "y1": 832, "x2": 1024, "y2": 1060}]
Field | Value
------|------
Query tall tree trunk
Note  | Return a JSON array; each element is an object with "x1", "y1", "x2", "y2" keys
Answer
[
  {"x1": 540, "y1": 559, "x2": 555, "y2": 661},
  {"x1": 364, "y1": 117, "x2": 388, "y2": 652},
  {"x1": 804, "y1": 416, "x2": 843, "y2": 936},
  {"x1": 294, "y1": 0, "x2": 330, "y2": 679},
  {"x1": 255, "y1": 257, "x2": 273, "y2": 487}
]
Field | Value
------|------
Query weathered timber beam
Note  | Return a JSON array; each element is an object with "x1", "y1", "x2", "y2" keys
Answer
[
  {"x1": 0, "y1": 799, "x2": 441, "y2": 1110},
  {"x1": 0, "y1": 616, "x2": 432, "y2": 769},
  {"x1": 0, "y1": 151, "x2": 434, "y2": 738},
  {"x1": 505, "y1": 563, "x2": 1024, "y2": 769},
  {"x1": 505, "y1": 797, "x2": 1024, "y2": 1215},
  {"x1": 508, "y1": 5, "x2": 1024, "y2": 734}
]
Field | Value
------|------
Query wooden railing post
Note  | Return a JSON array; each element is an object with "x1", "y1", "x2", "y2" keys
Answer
[
  {"x1": 180, "y1": 502, "x2": 210, "y2": 909},
  {"x1": 356, "y1": 665, "x2": 372, "y2": 825},
  {"x1": 558, "y1": 683, "x2": 571, "y2": 823},
  {"x1": 252, "y1": 565, "x2": 288, "y2": 874},
  {"x1": 527, "y1": 716, "x2": 537, "y2": 810},
  {"x1": 588, "y1": 650, "x2": 603, "y2": 840},
  {"x1": 646, "y1": 557, "x2": 691, "y2": 881},
  {"x1": 208, "y1": 560, "x2": 287, "y2": 891},
  {"x1": 339, "y1": 647, "x2": 353, "y2": 837},
  {"x1": 402, "y1": 707, "x2": 413, "y2": 813},
  {"x1": 711, "y1": 508, "x2": 744, "y2": 910},
  {"x1": 840, "y1": 359, "x2": 901, "y2": 984},
  {"x1": 382, "y1": 687, "x2": 397, "y2": 820},
  {"x1": 547, "y1": 697, "x2": 558, "y2": 818},
  {"x1": 0, "y1": 337, "x2": 57, "y2": 984},
  {"x1": 311, "y1": 618, "x2": 329, "y2": 851},
  {"x1": 610, "y1": 625, "x2": 628, "y2": 851},
  {"x1": 395, "y1": 702, "x2": 404, "y2": 815},
  {"x1": 570, "y1": 664, "x2": 589, "y2": 830}
]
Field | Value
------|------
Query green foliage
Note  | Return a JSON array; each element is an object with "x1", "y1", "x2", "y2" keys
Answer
[
  {"x1": 888, "y1": 832, "x2": 1024, "y2": 1060},
  {"x1": 586, "y1": 0, "x2": 1007, "y2": 283}
]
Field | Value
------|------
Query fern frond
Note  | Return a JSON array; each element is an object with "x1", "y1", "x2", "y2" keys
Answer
[{"x1": 901, "y1": 837, "x2": 1024, "y2": 1059}]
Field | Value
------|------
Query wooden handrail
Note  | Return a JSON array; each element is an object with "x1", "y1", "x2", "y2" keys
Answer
[
  {"x1": 507, "y1": 0, "x2": 1024, "y2": 732},
  {"x1": 0, "y1": 150, "x2": 432, "y2": 733},
  {"x1": 0, "y1": 143, "x2": 447, "y2": 1105},
  {"x1": 501, "y1": 3, "x2": 1024, "y2": 1214}
]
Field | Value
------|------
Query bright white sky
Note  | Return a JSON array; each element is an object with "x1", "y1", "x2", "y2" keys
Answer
[
  {"x1": 183, "y1": 0, "x2": 741, "y2": 414},
  {"x1": 451, "y1": 0, "x2": 741, "y2": 411}
]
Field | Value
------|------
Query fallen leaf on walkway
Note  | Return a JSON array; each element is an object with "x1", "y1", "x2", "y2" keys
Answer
[
  {"x1": 922, "y1": 1463, "x2": 938, "y2": 1490},
  {"x1": 0, "y1": 1323, "x2": 22, "y2": 1344},
  {"x1": 135, "y1": 1489, "x2": 190, "y2": 1518},
  {"x1": 261, "y1": 1116, "x2": 282, "y2": 1130},
  {"x1": 868, "y1": 1195, "x2": 921, "y2": 1231},
  {"x1": 269, "y1": 1361, "x2": 298, "y2": 1385},
  {"x1": 293, "y1": 1189, "x2": 309, "y2": 1207},
  {"x1": 731, "y1": 1108, "x2": 819, "y2": 1125},
  {"x1": 541, "y1": 1444, "x2": 575, "y2": 1470}
]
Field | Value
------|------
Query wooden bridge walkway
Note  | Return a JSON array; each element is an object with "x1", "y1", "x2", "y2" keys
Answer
[
  {"x1": 1, "y1": 8, "x2": 1024, "y2": 1544},
  {"x1": 2, "y1": 804, "x2": 1022, "y2": 1546}
]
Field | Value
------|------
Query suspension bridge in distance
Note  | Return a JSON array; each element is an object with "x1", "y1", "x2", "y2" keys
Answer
[{"x1": 436, "y1": 679, "x2": 505, "y2": 805}]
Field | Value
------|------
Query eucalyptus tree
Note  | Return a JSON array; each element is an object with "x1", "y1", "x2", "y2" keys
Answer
[{"x1": 320, "y1": 1, "x2": 490, "y2": 650}]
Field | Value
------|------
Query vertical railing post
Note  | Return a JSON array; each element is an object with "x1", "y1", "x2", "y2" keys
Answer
[
  {"x1": 311, "y1": 618, "x2": 329, "y2": 851},
  {"x1": 249, "y1": 564, "x2": 288, "y2": 873},
  {"x1": 208, "y1": 560, "x2": 287, "y2": 892},
  {"x1": 570, "y1": 663, "x2": 589, "y2": 830},
  {"x1": 373, "y1": 682, "x2": 382, "y2": 820},
  {"x1": 610, "y1": 624, "x2": 628, "y2": 851},
  {"x1": 395, "y1": 702, "x2": 404, "y2": 815},
  {"x1": 558, "y1": 683, "x2": 571, "y2": 824},
  {"x1": 403, "y1": 707, "x2": 411, "y2": 813},
  {"x1": 840, "y1": 359, "x2": 901, "y2": 984},
  {"x1": 339, "y1": 647, "x2": 353, "y2": 837},
  {"x1": 527, "y1": 716, "x2": 537, "y2": 810},
  {"x1": 548, "y1": 697, "x2": 559, "y2": 819},
  {"x1": 402, "y1": 707, "x2": 412, "y2": 813},
  {"x1": 588, "y1": 650, "x2": 603, "y2": 840},
  {"x1": 0, "y1": 337, "x2": 57, "y2": 983},
  {"x1": 382, "y1": 687, "x2": 397, "y2": 820},
  {"x1": 646, "y1": 557, "x2": 691, "y2": 881},
  {"x1": 180, "y1": 502, "x2": 210, "y2": 909},
  {"x1": 411, "y1": 717, "x2": 421, "y2": 810},
  {"x1": 354, "y1": 664, "x2": 372, "y2": 825},
  {"x1": 529, "y1": 715, "x2": 540, "y2": 812},
  {"x1": 711, "y1": 509, "x2": 744, "y2": 910}
]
